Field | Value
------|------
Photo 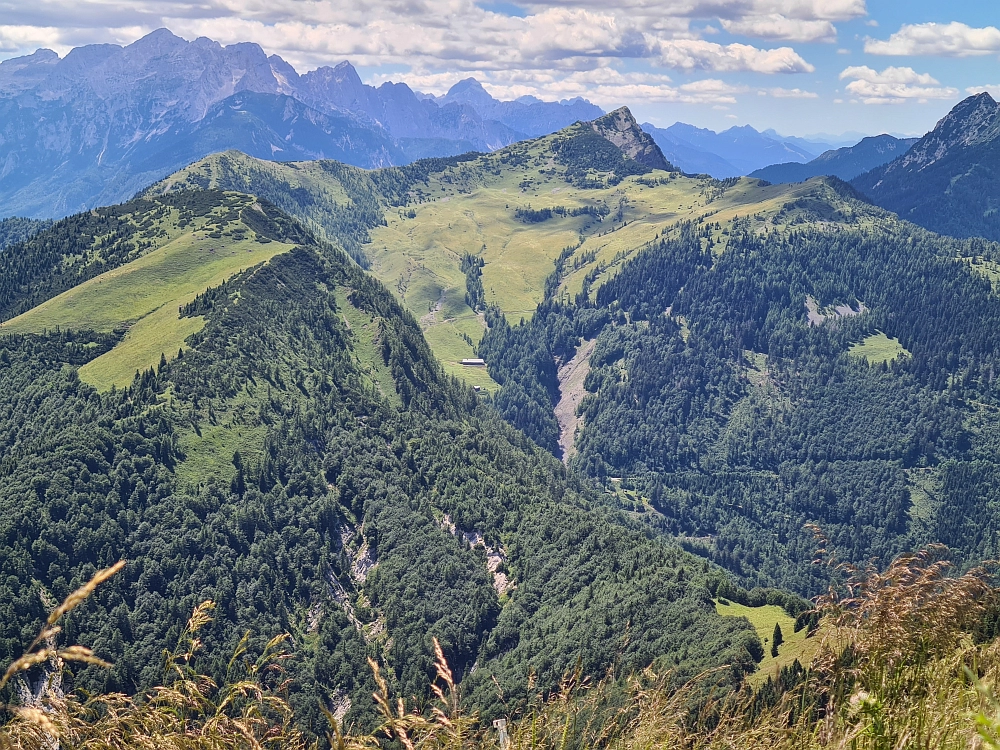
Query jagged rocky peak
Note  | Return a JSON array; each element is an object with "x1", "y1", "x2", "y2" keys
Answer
[
  {"x1": 937, "y1": 91, "x2": 999, "y2": 141},
  {"x1": 897, "y1": 92, "x2": 1000, "y2": 171},
  {"x1": 591, "y1": 107, "x2": 675, "y2": 171}
]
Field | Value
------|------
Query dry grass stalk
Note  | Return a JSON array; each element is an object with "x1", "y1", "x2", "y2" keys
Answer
[
  {"x1": 0, "y1": 561, "x2": 312, "y2": 750},
  {"x1": 4, "y1": 544, "x2": 1000, "y2": 750}
]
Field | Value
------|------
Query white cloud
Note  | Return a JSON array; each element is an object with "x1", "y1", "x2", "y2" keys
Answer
[
  {"x1": 840, "y1": 66, "x2": 938, "y2": 84},
  {"x1": 0, "y1": 0, "x2": 821, "y2": 76},
  {"x1": 865, "y1": 22, "x2": 1000, "y2": 57},
  {"x1": 767, "y1": 86, "x2": 819, "y2": 98},
  {"x1": 658, "y1": 39, "x2": 814, "y2": 73},
  {"x1": 747, "y1": 0, "x2": 865, "y2": 21},
  {"x1": 839, "y1": 66, "x2": 958, "y2": 104},
  {"x1": 720, "y1": 14, "x2": 836, "y2": 43},
  {"x1": 537, "y1": 0, "x2": 865, "y2": 22}
]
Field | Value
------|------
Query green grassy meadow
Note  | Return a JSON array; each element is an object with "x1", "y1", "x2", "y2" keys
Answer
[
  {"x1": 366, "y1": 148, "x2": 860, "y2": 388},
  {"x1": 1, "y1": 223, "x2": 293, "y2": 390},
  {"x1": 715, "y1": 599, "x2": 822, "y2": 686},
  {"x1": 850, "y1": 331, "x2": 910, "y2": 365},
  {"x1": 152, "y1": 142, "x2": 887, "y2": 392}
]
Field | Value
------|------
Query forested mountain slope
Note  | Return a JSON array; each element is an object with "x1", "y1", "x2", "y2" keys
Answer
[
  {"x1": 479, "y1": 197, "x2": 1000, "y2": 595},
  {"x1": 0, "y1": 217, "x2": 50, "y2": 251},
  {"x1": 144, "y1": 110, "x2": 1000, "y2": 603},
  {"x1": 852, "y1": 93, "x2": 1000, "y2": 241},
  {"x1": 0, "y1": 191, "x2": 764, "y2": 737}
]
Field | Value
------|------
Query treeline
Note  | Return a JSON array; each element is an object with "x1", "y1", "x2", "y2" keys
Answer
[{"x1": 461, "y1": 252, "x2": 485, "y2": 311}]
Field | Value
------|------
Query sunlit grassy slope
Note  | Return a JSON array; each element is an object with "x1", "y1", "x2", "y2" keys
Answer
[
  {"x1": 365, "y1": 150, "x2": 870, "y2": 387},
  {"x1": 715, "y1": 599, "x2": 823, "y2": 686},
  {"x1": 155, "y1": 130, "x2": 878, "y2": 387},
  {"x1": 0, "y1": 196, "x2": 293, "y2": 390}
]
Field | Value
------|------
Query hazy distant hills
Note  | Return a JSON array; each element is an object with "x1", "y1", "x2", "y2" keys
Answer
[
  {"x1": 852, "y1": 93, "x2": 1000, "y2": 242},
  {"x1": 641, "y1": 121, "x2": 835, "y2": 177},
  {"x1": 751, "y1": 135, "x2": 918, "y2": 184},
  {"x1": 0, "y1": 29, "x2": 602, "y2": 219}
]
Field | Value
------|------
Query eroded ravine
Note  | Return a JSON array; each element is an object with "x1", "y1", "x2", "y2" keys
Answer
[{"x1": 554, "y1": 338, "x2": 596, "y2": 462}]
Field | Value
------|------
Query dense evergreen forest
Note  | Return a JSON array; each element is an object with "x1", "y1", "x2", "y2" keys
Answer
[
  {"x1": 480, "y1": 210, "x2": 1000, "y2": 594},
  {"x1": 0, "y1": 195, "x2": 764, "y2": 739},
  {"x1": 0, "y1": 217, "x2": 51, "y2": 252}
]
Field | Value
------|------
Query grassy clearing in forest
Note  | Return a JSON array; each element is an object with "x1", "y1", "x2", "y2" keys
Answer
[
  {"x1": 336, "y1": 288, "x2": 404, "y2": 407},
  {"x1": 715, "y1": 599, "x2": 822, "y2": 686},
  {"x1": 850, "y1": 330, "x2": 910, "y2": 365}
]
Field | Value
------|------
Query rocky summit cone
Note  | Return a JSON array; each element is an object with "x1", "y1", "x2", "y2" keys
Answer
[{"x1": 591, "y1": 107, "x2": 675, "y2": 172}]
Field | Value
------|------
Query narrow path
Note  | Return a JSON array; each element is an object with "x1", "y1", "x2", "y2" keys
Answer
[{"x1": 554, "y1": 338, "x2": 596, "y2": 463}]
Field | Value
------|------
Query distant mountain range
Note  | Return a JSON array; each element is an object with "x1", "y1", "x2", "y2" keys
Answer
[
  {"x1": 750, "y1": 135, "x2": 918, "y2": 184},
  {"x1": 852, "y1": 93, "x2": 1000, "y2": 242},
  {"x1": 0, "y1": 26, "x2": 898, "y2": 222},
  {"x1": 0, "y1": 29, "x2": 602, "y2": 219},
  {"x1": 641, "y1": 122, "x2": 836, "y2": 177}
]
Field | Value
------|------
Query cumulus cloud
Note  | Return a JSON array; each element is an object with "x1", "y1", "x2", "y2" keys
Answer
[
  {"x1": 658, "y1": 39, "x2": 814, "y2": 73},
  {"x1": 533, "y1": 0, "x2": 865, "y2": 22},
  {"x1": 747, "y1": 0, "x2": 865, "y2": 21},
  {"x1": 865, "y1": 22, "x2": 1000, "y2": 57},
  {"x1": 0, "y1": 0, "x2": 820, "y2": 72},
  {"x1": 720, "y1": 15, "x2": 836, "y2": 43},
  {"x1": 0, "y1": 0, "x2": 833, "y2": 109},
  {"x1": 839, "y1": 66, "x2": 958, "y2": 104}
]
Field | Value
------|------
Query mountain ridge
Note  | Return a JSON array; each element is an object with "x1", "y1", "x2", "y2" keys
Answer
[
  {"x1": 852, "y1": 93, "x2": 1000, "y2": 241},
  {"x1": 0, "y1": 187, "x2": 763, "y2": 734},
  {"x1": 750, "y1": 134, "x2": 918, "y2": 184},
  {"x1": 641, "y1": 121, "x2": 833, "y2": 177}
]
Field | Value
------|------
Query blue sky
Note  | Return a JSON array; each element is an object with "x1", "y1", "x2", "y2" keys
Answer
[{"x1": 1, "y1": 0, "x2": 998, "y2": 138}]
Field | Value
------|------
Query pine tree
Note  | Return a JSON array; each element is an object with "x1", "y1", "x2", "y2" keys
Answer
[{"x1": 771, "y1": 622, "x2": 784, "y2": 658}]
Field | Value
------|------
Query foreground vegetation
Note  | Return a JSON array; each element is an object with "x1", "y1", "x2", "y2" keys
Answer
[{"x1": 5, "y1": 545, "x2": 1000, "y2": 750}]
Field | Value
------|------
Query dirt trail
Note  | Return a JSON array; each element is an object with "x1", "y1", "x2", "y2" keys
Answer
[{"x1": 554, "y1": 338, "x2": 596, "y2": 463}]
